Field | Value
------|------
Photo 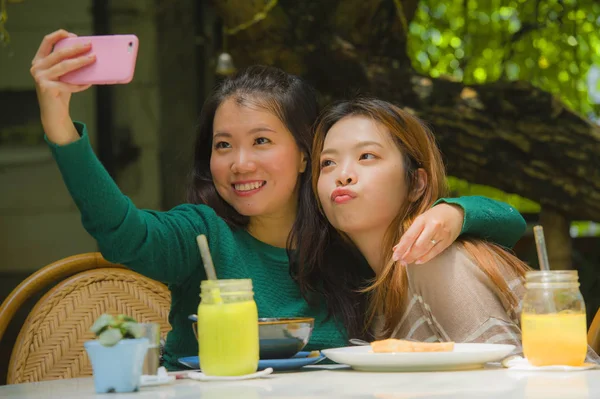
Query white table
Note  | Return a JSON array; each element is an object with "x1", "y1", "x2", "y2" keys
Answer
[{"x1": 1, "y1": 365, "x2": 599, "y2": 398}]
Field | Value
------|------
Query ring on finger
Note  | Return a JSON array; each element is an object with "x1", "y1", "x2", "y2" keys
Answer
[{"x1": 430, "y1": 239, "x2": 439, "y2": 245}]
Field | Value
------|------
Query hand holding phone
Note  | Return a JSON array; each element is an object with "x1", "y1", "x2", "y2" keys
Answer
[
  {"x1": 53, "y1": 34, "x2": 139, "y2": 85},
  {"x1": 30, "y1": 30, "x2": 139, "y2": 145}
]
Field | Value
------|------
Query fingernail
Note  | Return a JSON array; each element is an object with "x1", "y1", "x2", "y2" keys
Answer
[
  {"x1": 415, "y1": 259, "x2": 423, "y2": 265},
  {"x1": 392, "y1": 252, "x2": 400, "y2": 262},
  {"x1": 68, "y1": 33, "x2": 77, "y2": 37}
]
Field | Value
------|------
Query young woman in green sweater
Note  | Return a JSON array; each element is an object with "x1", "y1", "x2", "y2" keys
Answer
[{"x1": 30, "y1": 30, "x2": 526, "y2": 370}]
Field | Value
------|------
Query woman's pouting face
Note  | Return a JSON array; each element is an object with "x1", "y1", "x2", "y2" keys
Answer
[
  {"x1": 210, "y1": 98, "x2": 307, "y2": 219},
  {"x1": 317, "y1": 115, "x2": 408, "y2": 236}
]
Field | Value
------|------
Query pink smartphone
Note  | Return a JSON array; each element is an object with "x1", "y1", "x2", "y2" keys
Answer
[{"x1": 54, "y1": 34, "x2": 139, "y2": 85}]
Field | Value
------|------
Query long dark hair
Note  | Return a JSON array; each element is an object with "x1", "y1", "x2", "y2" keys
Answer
[
  {"x1": 187, "y1": 65, "x2": 318, "y2": 231},
  {"x1": 294, "y1": 223, "x2": 375, "y2": 340}
]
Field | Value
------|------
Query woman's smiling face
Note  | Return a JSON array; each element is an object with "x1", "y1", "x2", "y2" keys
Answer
[{"x1": 210, "y1": 97, "x2": 307, "y2": 219}]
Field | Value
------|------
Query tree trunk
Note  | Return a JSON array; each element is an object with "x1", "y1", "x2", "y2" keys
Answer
[
  {"x1": 539, "y1": 207, "x2": 573, "y2": 270},
  {"x1": 155, "y1": 0, "x2": 199, "y2": 210},
  {"x1": 210, "y1": 0, "x2": 600, "y2": 222}
]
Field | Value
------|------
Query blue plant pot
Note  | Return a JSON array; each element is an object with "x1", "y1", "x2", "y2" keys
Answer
[{"x1": 85, "y1": 338, "x2": 149, "y2": 393}]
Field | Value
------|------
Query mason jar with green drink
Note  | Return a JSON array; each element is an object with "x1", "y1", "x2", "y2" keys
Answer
[{"x1": 197, "y1": 278, "x2": 259, "y2": 376}]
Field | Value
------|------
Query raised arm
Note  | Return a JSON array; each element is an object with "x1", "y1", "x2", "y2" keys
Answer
[
  {"x1": 48, "y1": 123, "x2": 216, "y2": 284},
  {"x1": 393, "y1": 196, "x2": 526, "y2": 265},
  {"x1": 32, "y1": 30, "x2": 210, "y2": 284}
]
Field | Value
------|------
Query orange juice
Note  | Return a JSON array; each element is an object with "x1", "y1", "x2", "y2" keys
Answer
[
  {"x1": 197, "y1": 299, "x2": 259, "y2": 376},
  {"x1": 521, "y1": 312, "x2": 587, "y2": 366}
]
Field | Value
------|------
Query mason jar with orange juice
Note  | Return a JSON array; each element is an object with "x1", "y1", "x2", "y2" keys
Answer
[
  {"x1": 197, "y1": 279, "x2": 259, "y2": 376},
  {"x1": 521, "y1": 270, "x2": 587, "y2": 366}
]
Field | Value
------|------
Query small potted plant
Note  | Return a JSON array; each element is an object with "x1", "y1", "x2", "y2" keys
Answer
[{"x1": 85, "y1": 314, "x2": 148, "y2": 393}]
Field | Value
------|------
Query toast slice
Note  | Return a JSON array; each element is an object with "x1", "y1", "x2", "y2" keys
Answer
[{"x1": 371, "y1": 338, "x2": 454, "y2": 353}]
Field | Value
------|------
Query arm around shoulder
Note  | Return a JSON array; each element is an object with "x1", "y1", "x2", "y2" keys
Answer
[{"x1": 435, "y1": 196, "x2": 526, "y2": 248}]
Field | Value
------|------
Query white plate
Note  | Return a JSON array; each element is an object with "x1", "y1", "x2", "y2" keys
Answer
[{"x1": 322, "y1": 343, "x2": 515, "y2": 372}]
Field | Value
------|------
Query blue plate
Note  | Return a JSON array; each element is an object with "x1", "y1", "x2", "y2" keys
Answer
[{"x1": 178, "y1": 351, "x2": 324, "y2": 372}]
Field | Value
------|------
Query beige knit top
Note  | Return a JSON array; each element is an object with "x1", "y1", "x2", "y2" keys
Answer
[{"x1": 373, "y1": 243, "x2": 599, "y2": 363}]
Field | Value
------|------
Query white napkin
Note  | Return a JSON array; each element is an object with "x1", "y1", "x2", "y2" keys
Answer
[
  {"x1": 502, "y1": 356, "x2": 598, "y2": 371},
  {"x1": 187, "y1": 367, "x2": 274, "y2": 381},
  {"x1": 140, "y1": 367, "x2": 176, "y2": 386}
]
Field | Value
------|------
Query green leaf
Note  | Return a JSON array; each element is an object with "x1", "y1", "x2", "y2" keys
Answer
[
  {"x1": 98, "y1": 328, "x2": 123, "y2": 347},
  {"x1": 90, "y1": 314, "x2": 114, "y2": 335},
  {"x1": 408, "y1": 0, "x2": 600, "y2": 117},
  {"x1": 122, "y1": 322, "x2": 145, "y2": 339},
  {"x1": 116, "y1": 314, "x2": 136, "y2": 323}
]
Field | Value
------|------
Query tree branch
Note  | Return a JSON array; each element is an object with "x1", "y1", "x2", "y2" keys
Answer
[{"x1": 210, "y1": 0, "x2": 600, "y2": 222}]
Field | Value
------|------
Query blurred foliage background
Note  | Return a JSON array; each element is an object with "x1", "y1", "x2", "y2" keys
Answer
[{"x1": 407, "y1": 0, "x2": 600, "y2": 236}]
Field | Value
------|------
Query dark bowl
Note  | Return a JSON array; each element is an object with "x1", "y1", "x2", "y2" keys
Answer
[
  {"x1": 258, "y1": 317, "x2": 314, "y2": 359},
  {"x1": 190, "y1": 316, "x2": 314, "y2": 359}
]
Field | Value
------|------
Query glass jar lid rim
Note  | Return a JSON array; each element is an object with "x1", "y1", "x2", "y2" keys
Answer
[
  {"x1": 526, "y1": 270, "x2": 578, "y2": 277},
  {"x1": 201, "y1": 278, "x2": 252, "y2": 286}
]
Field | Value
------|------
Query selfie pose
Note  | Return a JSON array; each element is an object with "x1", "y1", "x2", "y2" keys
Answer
[{"x1": 31, "y1": 30, "x2": 528, "y2": 369}]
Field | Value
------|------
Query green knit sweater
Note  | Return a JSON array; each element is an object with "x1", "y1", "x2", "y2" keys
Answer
[{"x1": 48, "y1": 123, "x2": 526, "y2": 370}]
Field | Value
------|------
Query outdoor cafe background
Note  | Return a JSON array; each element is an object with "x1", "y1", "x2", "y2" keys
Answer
[{"x1": 1, "y1": 0, "x2": 600, "y2": 385}]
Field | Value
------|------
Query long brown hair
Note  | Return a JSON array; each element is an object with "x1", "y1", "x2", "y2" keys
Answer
[{"x1": 311, "y1": 98, "x2": 530, "y2": 337}]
